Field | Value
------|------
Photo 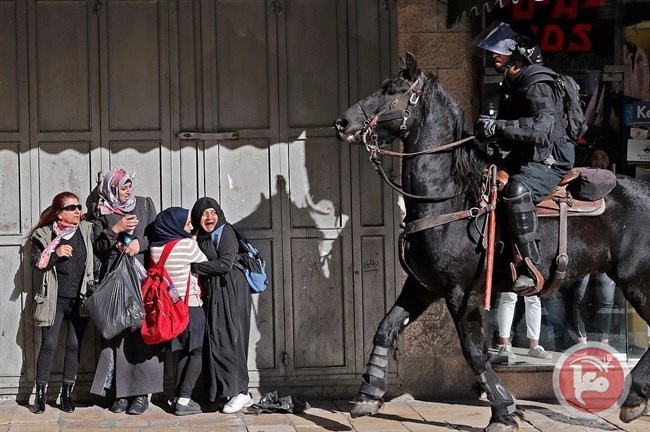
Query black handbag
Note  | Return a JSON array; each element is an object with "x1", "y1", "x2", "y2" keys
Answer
[{"x1": 83, "y1": 252, "x2": 145, "y2": 339}]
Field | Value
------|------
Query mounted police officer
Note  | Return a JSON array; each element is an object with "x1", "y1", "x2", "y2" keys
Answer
[{"x1": 474, "y1": 22, "x2": 575, "y2": 295}]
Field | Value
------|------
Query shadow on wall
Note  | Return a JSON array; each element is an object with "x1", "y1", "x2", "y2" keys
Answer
[
  {"x1": 10, "y1": 241, "x2": 33, "y2": 404},
  {"x1": 13, "y1": 130, "x2": 353, "y2": 403},
  {"x1": 234, "y1": 185, "x2": 351, "y2": 398}
]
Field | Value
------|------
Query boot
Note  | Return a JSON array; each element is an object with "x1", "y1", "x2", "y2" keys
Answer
[
  {"x1": 503, "y1": 180, "x2": 543, "y2": 295},
  {"x1": 60, "y1": 381, "x2": 75, "y2": 413},
  {"x1": 33, "y1": 384, "x2": 46, "y2": 414}
]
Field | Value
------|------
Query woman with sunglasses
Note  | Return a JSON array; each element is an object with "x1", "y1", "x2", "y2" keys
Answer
[
  {"x1": 88, "y1": 168, "x2": 160, "y2": 415},
  {"x1": 30, "y1": 192, "x2": 95, "y2": 414}
]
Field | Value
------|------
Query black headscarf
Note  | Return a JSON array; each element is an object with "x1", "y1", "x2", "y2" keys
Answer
[
  {"x1": 150, "y1": 206, "x2": 191, "y2": 247},
  {"x1": 190, "y1": 197, "x2": 227, "y2": 242}
]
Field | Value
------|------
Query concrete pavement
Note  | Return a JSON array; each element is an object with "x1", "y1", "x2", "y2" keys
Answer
[{"x1": 1, "y1": 395, "x2": 649, "y2": 431}]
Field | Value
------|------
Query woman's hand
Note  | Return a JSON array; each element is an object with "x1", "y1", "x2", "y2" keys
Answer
[
  {"x1": 124, "y1": 238, "x2": 140, "y2": 257},
  {"x1": 112, "y1": 214, "x2": 139, "y2": 234},
  {"x1": 56, "y1": 244, "x2": 73, "y2": 258}
]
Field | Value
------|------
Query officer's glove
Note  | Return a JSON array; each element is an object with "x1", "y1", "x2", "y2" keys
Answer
[{"x1": 474, "y1": 116, "x2": 505, "y2": 140}]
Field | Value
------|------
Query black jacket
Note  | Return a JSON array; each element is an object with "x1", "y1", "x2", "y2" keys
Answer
[
  {"x1": 498, "y1": 64, "x2": 573, "y2": 170},
  {"x1": 91, "y1": 196, "x2": 157, "y2": 278}
]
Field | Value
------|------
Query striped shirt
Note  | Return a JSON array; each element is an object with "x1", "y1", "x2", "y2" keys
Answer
[{"x1": 150, "y1": 238, "x2": 207, "y2": 307}]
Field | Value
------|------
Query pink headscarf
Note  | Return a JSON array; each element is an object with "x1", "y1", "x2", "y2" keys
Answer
[{"x1": 96, "y1": 168, "x2": 137, "y2": 215}]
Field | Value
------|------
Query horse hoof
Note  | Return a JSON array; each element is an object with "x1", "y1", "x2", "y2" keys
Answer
[
  {"x1": 350, "y1": 399, "x2": 384, "y2": 418},
  {"x1": 620, "y1": 401, "x2": 648, "y2": 423},
  {"x1": 484, "y1": 422, "x2": 518, "y2": 432},
  {"x1": 484, "y1": 415, "x2": 519, "y2": 432}
]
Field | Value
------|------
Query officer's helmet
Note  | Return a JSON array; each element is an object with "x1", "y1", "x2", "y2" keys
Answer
[{"x1": 475, "y1": 21, "x2": 542, "y2": 65}]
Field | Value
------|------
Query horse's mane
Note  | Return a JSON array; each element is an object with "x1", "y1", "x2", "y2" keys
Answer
[{"x1": 420, "y1": 73, "x2": 488, "y2": 205}]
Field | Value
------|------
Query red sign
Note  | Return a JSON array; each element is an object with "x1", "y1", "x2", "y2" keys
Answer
[{"x1": 488, "y1": 0, "x2": 615, "y2": 56}]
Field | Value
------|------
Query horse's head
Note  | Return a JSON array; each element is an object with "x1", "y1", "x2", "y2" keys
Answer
[{"x1": 335, "y1": 52, "x2": 424, "y2": 148}]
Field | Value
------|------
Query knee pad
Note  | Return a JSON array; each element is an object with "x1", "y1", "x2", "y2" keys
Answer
[{"x1": 503, "y1": 179, "x2": 532, "y2": 202}]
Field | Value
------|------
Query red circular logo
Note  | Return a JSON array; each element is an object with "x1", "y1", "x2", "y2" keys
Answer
[{"x1": 553, "y1": 342, "x2": 630, "y2": 417}]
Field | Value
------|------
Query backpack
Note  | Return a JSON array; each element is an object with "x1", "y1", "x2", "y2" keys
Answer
[
  {"x1": 527, "y1": 67, "x2": 588, "y2": 142},
  {"x1": 555, "y1": 73, "x2": 588, "y2": 142},
  {"x1": 140, "y1": 239, "x2": 191, "y2": 345},
  {"x1": 211, "y1": 225, "x2": 269, "y2": 294}
]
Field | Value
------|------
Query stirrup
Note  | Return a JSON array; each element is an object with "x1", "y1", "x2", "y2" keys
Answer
[{"x1": 509, "y1": 257, "x2": 543, "y2": 296}]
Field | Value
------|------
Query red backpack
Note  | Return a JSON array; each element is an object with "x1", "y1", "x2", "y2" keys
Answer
[{"x1": 140, "y1": 240, "x2": 190, "y2": 345}]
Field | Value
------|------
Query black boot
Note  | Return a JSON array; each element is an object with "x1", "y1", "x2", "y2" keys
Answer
[
  {"x1": 503, "y1": 180, "x2": 543, "y2": 295},
  {"x1": 33, "y1": 384, "x2": 46, "y2": 414},
  {"x1": 60, "y1": 381, "x2": 75, "y2": 413}
]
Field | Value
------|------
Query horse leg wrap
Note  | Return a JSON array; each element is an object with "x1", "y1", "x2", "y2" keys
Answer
[
  {"x1": 360, "y1": 346, "x2": 389, "y2": 398},
  {"x1": 477, "y1": 372, "x2": 516, "y2": 417}
]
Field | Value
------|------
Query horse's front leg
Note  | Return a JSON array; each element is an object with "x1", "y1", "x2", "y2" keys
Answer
[
  {"x1": 446, "y1": 286, "x2": 520, "y2": 432},
  {"x1": 619, "y1": 284, "x2": 650, "y2": 422},
  {"x1": 351, "y1": 277, "x2": 440, "y2": 418}
]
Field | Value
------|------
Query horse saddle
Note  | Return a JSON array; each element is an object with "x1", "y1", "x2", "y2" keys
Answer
[
  {"x1": 498, "y1": 168, "x2": 608, "y2": 298},
  {"x1": 497, "y1": 169, "x2": 606, "y2": 218}
]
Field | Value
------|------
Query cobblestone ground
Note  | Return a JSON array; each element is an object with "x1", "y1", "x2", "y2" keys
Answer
[{"x1": 0, "y1": 395, "x2": 649, "y2": 431}]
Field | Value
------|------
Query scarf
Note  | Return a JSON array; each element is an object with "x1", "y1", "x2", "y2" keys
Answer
[
  {"x1": 36, "y1": 220, "x2": 79, "y2": 269},
  {"x1": 96, "y1": 168, "x2": 137, "y2": 215},
  {"x1": 190, "y1": 197, "x2": 227, "y2": 242},
  {"x1": 150, "y1": 207, "x2": 191, "y2": 247}
]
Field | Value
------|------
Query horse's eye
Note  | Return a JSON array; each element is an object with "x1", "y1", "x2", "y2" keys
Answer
[{"x1": 387, "y1": 88, "x2": 396, "y2": 95}]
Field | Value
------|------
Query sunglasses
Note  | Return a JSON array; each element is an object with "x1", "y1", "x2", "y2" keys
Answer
[{"x1": 61, "y1": 204, "x2": 83, "y2": 212}]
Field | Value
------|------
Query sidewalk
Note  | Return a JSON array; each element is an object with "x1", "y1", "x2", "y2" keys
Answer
[{"x1": 1, "y1": 395, "x2": 649, "y2": 432}]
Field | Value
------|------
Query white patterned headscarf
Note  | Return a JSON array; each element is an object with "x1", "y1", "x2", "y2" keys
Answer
[{"x1": 96, "y1": 168, "x2": 137, "y2": 215}]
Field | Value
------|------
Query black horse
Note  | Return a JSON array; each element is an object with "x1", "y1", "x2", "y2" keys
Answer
[{"x1": 334, "y1": 52, "x2": 650, "y2": 432}]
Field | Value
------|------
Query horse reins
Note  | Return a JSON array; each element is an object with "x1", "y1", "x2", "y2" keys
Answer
[{"x1": 357, "y1": 73, "x2": 479, "y2": 202}]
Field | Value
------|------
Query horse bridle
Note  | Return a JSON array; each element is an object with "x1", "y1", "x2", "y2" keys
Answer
[
  {"x1": 360, "y1": 75, "x2": 423, "y2": 149},
  {"x1": 357, "y1": 73, "x2": 476, "y2": 201}
]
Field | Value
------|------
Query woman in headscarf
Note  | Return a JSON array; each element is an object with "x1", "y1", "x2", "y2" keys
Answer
[
  {"x1": 190, "y1": 197, "x2": 253, "y2": 413},
  {"x1": 29, "y1": 192, "x2": 95, "y2": 414},
  {"x1": 149, "y1": 207, "x2": 207, "y2": 416},
  {"x1": 88, "y1": 168, "x2": 160, "y2": 415}
]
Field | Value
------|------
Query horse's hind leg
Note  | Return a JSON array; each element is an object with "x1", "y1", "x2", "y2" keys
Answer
[
  {"x1": 351, "y1": 277, "x2": 440, "y2": 418},
  {"x1": 445, "y1": 286, "x2": 519, "y2": 432}
]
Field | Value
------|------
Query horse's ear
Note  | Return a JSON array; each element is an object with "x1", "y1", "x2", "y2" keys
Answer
[
  {"x1": 404, "y1": 52, "x2": 419, "y2": 80},
  {"x1": 398, "y1": 55, "x2": 406, "y2": 71}
]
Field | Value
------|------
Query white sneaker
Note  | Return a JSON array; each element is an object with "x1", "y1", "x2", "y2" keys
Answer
[
  {"x1": 222, "y1": 392, "x2": 253, "y2": 414},
  {"x1": 528, "y1": 345, "x2": 552, "y2": 360},
  {"x1": 497, "y1": 344, "x2": 516, "y2": 361}
]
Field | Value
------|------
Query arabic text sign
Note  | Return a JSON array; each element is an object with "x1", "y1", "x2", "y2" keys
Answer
[{"x1": 553, "y1": 342, "x2": 630, "y2": 417}]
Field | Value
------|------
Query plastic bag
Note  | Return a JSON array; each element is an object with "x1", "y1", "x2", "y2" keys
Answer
[
  {"x1": 132, "y1": 258, "x2": 148, "y2": 282},
  {"x1": 83, "y1": 252, "x2": 145, "y2": 339},
  {"x1": 245, "y1": 391, "x2": 310, "y2": 415}
]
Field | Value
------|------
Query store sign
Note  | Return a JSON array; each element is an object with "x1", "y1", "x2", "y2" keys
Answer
[
  {"x1": 632, "y1": 101, "x2": 650, "y2": 125},
  {"x1": 627, "y1": 139, "x2": 650, "y2": 163},
  {"x1": 483, "y1": 0, "x2": 616, "y2": 56}
]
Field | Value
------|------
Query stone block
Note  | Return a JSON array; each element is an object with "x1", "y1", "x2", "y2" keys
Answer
[
  {"x1": 436, "y1": 67, "x2": 475, "y2": 112},
  {"x1": 398, "y1": 33, "x2": 472, "y2": 70},
  {"x1": 398, "y1": 356, "x2": 476, "y2": 400},
  {"x1": 397, "y1": 0, "x2": 438, "y2": 33},
  {"x1": 403, "y1": 318, "x2": 461, "y2": 356},
  {"x1": 494, "y1": 366, "x2": 556, "y2": 399}
]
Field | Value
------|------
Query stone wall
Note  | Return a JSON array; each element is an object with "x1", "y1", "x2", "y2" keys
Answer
[
  {"x1": 397, "y1": 0, "x2": 476, "y2": 117},
  {"x1": 392, "y1": 0, "x2": 479, "y2": 401}
]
